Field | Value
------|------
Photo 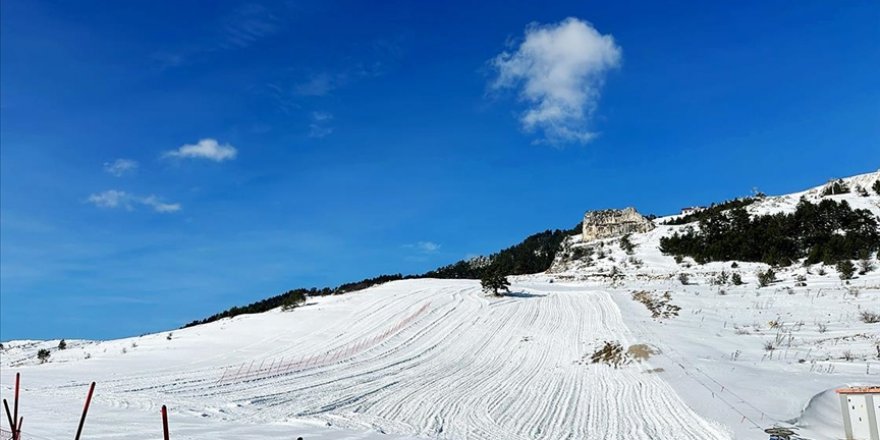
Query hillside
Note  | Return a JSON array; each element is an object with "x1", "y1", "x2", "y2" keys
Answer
[{"x1": 1, "y1": 169, "x2": 878, "y2": 440}]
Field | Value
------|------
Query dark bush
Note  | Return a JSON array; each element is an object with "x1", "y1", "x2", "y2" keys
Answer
[{"x1": 757, "y1": 268, "x2": 776, "y2": 287}]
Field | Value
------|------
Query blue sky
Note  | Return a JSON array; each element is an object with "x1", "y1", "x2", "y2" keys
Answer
[{"x1": 1, "y1": 1, "x2": 878, "y2": 340}]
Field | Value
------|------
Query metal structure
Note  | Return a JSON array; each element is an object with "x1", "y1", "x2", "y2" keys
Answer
[{"x1": 838, "y1": 387, "x2": 880, "y2": 440}]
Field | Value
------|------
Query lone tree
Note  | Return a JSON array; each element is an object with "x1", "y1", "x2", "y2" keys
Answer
[
  {"x1": 481, "y1": 270, "x2": 510, "y2": 296},
  {"x1": 281, "y1": 290, "x2": 307, "y2": 311},
  {"x1": 37, "y1": 348, "x2": 51, "y2": 363},
  {"x1": 58, "y1": 339, "x2": 67, "y2": 350}
]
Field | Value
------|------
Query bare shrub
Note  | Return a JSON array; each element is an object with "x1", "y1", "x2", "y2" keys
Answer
[
  {"x1": 632, "y1": 291, "x2": 681, "y2": 319},
  {"x1": 678, "y1": 273, "x2": 690, "y2": 285},
  {"x1": 590, "y1": 341, "x2": 629, "y2": 368},
  {"x1": 860, "y1": 311, "x2": 880, "y2": 324}
]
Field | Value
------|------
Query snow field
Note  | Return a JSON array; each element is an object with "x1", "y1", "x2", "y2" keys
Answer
[{"x1": 2, "y1": 279, "x2": 731, "y2": 439}]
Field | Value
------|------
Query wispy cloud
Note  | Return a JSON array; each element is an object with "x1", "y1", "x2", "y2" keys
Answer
[
  {"x1": 405, "y1": 241, "x2": 441, "y2": 254},
  {"x1": 308, "y1": 112, "x2": 334, "y2": 138},
  {"x1": 220, "y1": 3, "x2": 280, "y2": 49},
  {"x1": 490, "y1": 17, "x2": 622, "y2": 145},
  {"x1": 294, "y1": 73, "x2": 342, "y2": 97},
  {"x1": 140, "y1": 195, "x2": 182, "y2": 213},
  {"x1": 150, "y1": 3, "x2": 281, "y2": 70},
  {"x1": 87, "y1": 190, "x2": 181, "y2": 213},
  {"x1": 103, "y1": 158, "x2": 138, "y2": 177},
  {"x1": 163, "y1": 138, "x2": 238, "y2": 162},
  {"x1": 293, "y1": 39, "x2": 402, "y2": 98}
]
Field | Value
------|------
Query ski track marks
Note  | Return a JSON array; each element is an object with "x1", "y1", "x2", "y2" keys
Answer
[{"x1": 6, "y1": 279, "x2": 731, "y2": 439}]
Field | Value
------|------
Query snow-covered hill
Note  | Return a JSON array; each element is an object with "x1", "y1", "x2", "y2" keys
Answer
[{"x1": 2, "y1": 170, "x2": 878, "y2": 439}]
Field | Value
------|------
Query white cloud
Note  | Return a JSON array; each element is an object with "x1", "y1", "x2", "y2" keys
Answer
[
  {"x1": 163, "y1": 138, "x2": 237, "y2": 162},
  {"x1": 103, "y1": 159, "x2": 139, "y2": 177},
  {"x1": 140, "y1": 195, "x2": 182, "y2": 213},
  {"x1": 405, "y1": 241, "x2": 441, "y2": 254},
  {"x1": 87, "y1": 190, "x2": 181, "y2": 213},
  {"x1": 88, "y1": 190, "x2": 130, "y2": 209},
  {"x1": 490, "y1": 17, "x2": 622, "y2": 145},
  {"x1": 309, "y1": 111, "x2": 334, "y2": 138}
]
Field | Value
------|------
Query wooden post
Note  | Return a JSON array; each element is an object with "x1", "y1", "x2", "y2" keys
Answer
[
  {"x1": 161, "y1": 405, "x2": 170, "y2": 440},
  {"x1": 74, "y1": 382, "x2": 96, "y2": 440}
]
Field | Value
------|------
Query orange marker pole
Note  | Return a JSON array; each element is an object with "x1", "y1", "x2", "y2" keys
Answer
[{"x1": 74, "y1": 382, "x2": 96, "y2": 440}]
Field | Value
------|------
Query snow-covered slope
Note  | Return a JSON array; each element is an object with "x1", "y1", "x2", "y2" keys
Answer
[
  {"x1": 2, "y1": 169, "x2": 878, "y2": 439},
  {"x1": 1, "y1": 279, "x2": 732, "y2": 439}
]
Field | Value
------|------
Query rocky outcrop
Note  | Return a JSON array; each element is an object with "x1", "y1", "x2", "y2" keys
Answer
[{"x1": 582, "y1": 207, "x2": 654, "y2": 242}]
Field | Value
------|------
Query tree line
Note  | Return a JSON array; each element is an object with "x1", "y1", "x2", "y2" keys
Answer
[
  {"x1": 184, "y1": 224, "x2": 581, "y2": 328},
  {"x1": 659, "y1": 199, "x2": 879, "y2": 266}
]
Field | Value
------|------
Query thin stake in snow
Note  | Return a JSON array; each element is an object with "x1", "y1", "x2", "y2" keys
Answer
[
  {"x1": 74, "y1": 382, "x2": 96, "y2": 440},
  {"x1": 2, "y1": 372, "x2": 22, "y2": 440},
  {"x1": 161, "y1": 405, "x2": 170, "y2": 440},
  {"x1": 13, "y1": 373, "x2": 19, "y2": 440},
  {"x1": 3, "y1": 399, "x2": 16, "y2": 438}
]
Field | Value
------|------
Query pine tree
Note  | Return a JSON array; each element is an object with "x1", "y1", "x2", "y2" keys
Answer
[
  {"x1": 757, "y1": 268, "x2": 776, "y2": 287},
  {"x1": 281, "y1": 290, "x2": 307, "y2": 311},
  {"x1": 620, "y1": 234, "x2": 635, "y2": 254},
  {"x1": 837, "y1": 260, "x2": 855, "y2": 280},
  {"x1": 873, "y1": 180, "x2": 880, "y2": 196},
  {"x1": 858, "y1": 259, "x2": 875, "y2": 275},
  {"x1": 481, "y1": 270, "x2": 510, "y2": 296},
  {"x1": 58, "y1": 339, "x2": 67, "y2": 350},
  {"x1": 731, "y1": 273, "x2": 743, "y2": 285},
  {"x1": 37, "y1": 349, "x2": 51, "y2": 363}
]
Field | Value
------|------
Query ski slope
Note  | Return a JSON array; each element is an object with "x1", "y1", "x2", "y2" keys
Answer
[
  {"x1": 1, "y1": 279, "x2": 731, "y2": 439},
  {"x1": 2, "y1": 169, "x2": 878, "y2": 439}
]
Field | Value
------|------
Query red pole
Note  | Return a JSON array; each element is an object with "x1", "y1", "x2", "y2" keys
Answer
[
  {"x1": 13, "y1": 373, "x2": 19, "y2": 439},
  {"x1": 15, "y1": 417, "x2": 22, "y2": 440},
  {"x1": 161, "y1": 405, "x2": 170, "y2": 440},
  {"x1": 74, "y1": 382, "x2": 96, "y2": 440}
]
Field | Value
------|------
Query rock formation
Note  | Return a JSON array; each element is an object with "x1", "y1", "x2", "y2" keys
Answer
[{"x1": 582, "y1": 207, "x2": 654, "y2": 242}]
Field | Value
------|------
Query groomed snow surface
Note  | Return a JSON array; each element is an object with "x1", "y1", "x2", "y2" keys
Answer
[
  {"x1": 2, "y1": 279, "x2": 735, "y2": 439},
  {"x1": 3, "y1": 269, "x2": 878, "y2": 439},
  {"x1": 2, "y1": 170, "x2": 878, "y2": 439}
]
